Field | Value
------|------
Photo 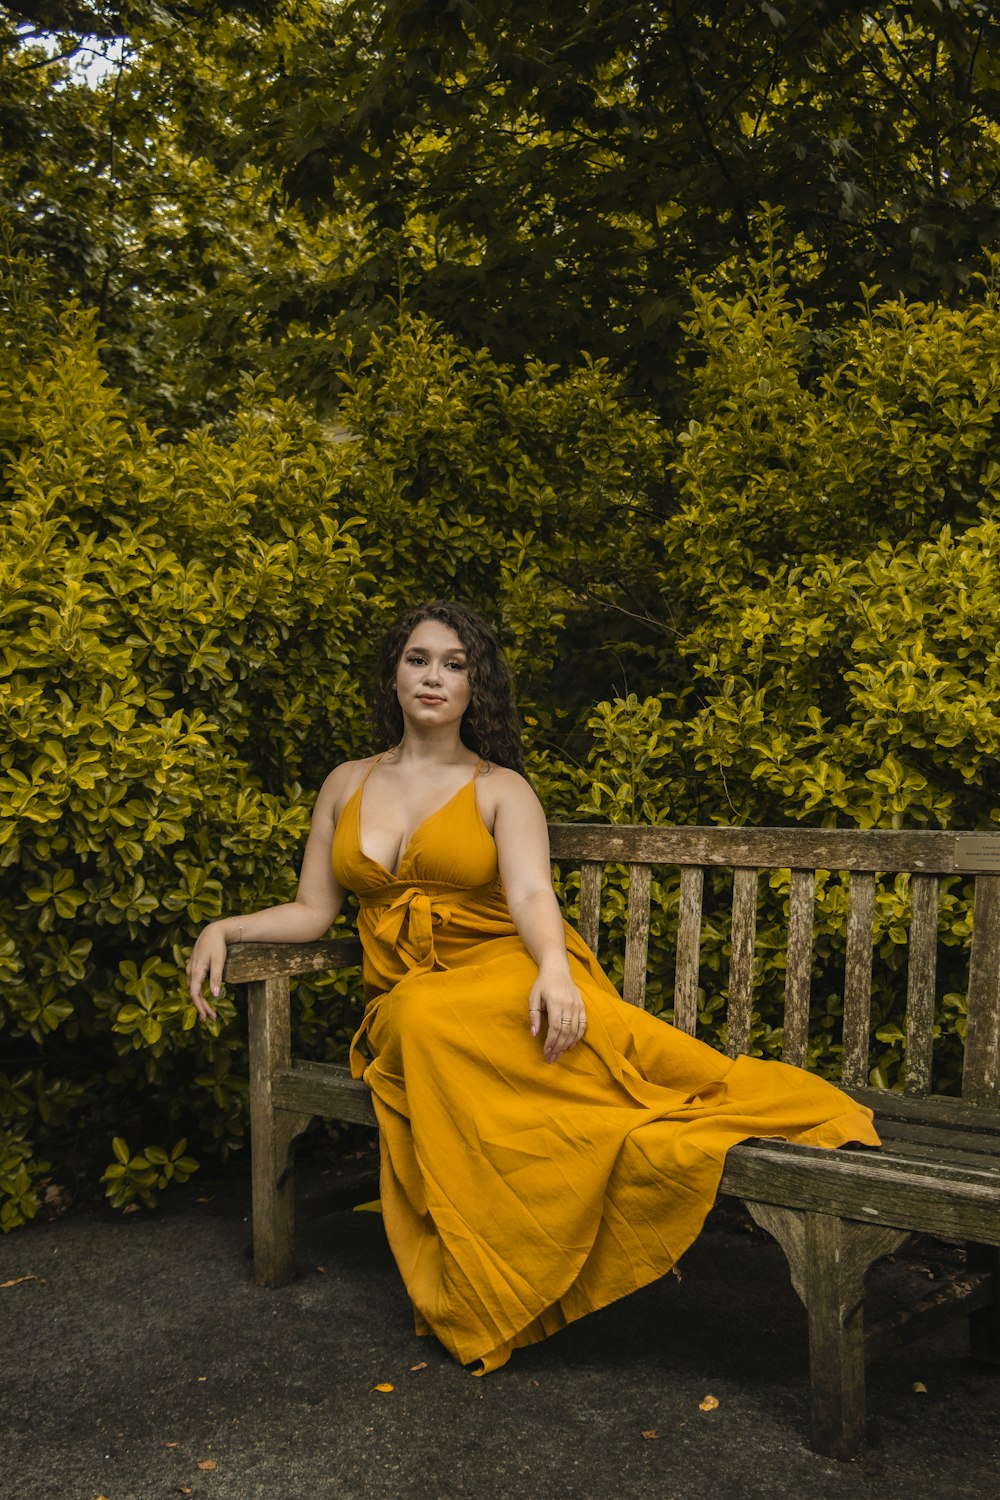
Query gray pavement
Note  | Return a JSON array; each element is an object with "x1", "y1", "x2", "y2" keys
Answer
[{"x1": 1, "y1": 1156, "x2": 997, "y2": 1500}]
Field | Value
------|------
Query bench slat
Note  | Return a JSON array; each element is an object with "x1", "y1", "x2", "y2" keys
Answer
[
  {"x1": 547, "y1": 824, "x2": 1000, "y2": 874},
  {"x1": 673, "y1": 865, "x2": 703, "y2": 1036},
  {"x1": 874, "y1": 1133, "x2": 1000, "y2": 1174},
  {"x1": 727, "y1": 868, "x2": 758, "y2": 1057},
  {"x1": 721, "y1": 1142, "x2": 1000, "y2": 1246},
  {"x1": 904, "y1": 875, "x2": 938, "y2": 1096},
  {"x1": 841, "y1": 873, "x2": 875, "y2": 1088},
  {"x1": 274, "y1": 1062, "x2": 377, "y2": 1127},
  {"x1": 849, "y1": 1085, "x2": 1000, "y2": 1134},
  {"x1": 622, "y1": 863, "x2": 652, "y2": 1008},
  {"x1": 964, "y1": 874, "x2": 1000, "y2": 1106},
  {"x1": 225, "y1": 937, "x2": 363, "y2": 983},
  {"x1": 783, "y1": 869, "x2": 815, "y2": 1068},
  {"x1": 578, "y1": 861, "x2": 602, "y2": 954}
]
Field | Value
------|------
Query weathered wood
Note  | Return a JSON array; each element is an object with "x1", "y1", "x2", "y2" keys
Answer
[
  {"x1": 547, "y1": 824, "x2": 1000, "y2": 875},
  {"x1": 622, "y1": 863, "x2": 652, "y2": 1009},
  {"x1": 904, "y1": 875, "x2": 938, "y2": 1096},
  {"x1": 841, "y1": 873, "x2": 875, "y2": 1089},
  {"x1": 746, "y1": 1203, "x2": 909, "y2": 1459},
  {"x1": 849, "y1": 1086, "x2": 1000, "y2": 1135},
  {"x1": 673, "y1": 865, "x2": 703, "y2": 1036},
  {"x1": 875, "y1": 1128, "x2": 1000, "y2": 1170},
  {"x1": 802, "y1": 1214, "x2": 913, "y2": 1460},
  {"x1": 721, "y1": 1141, "x2": 1000, "y2": 1245},
  {"x1": 866, "y1": 1269, "x2": 993, "y2": 1359},
  {"x1": 783, "y1": 869, "x2": 815, "y2": 1068},
  {"x1": 744, "y1": 1202, "x2": 808, "y2": 1302},
  {"x1": 274, "y1": 1062, "x2": 377, "y2": 1128},
  {"x1": 578, "y1": 861, "x2": 602, "y2": 955},
  {"x1": 870, "y1": 1114, "x2": 1000, "y2": 1157},
  {"x1": 225, "y1": 937, "x2": 363, "y2": 984},
  {"x1": 248, "y1": 976, "x2": 311, "y2": 1287},
  {"x1": 736, "y1": 1136, "x2": 1000, "y2": 1193},
  {"x1": 964, "y1": 875, "x2": 1000, "y2": 1106},
  {"x1": 803, "y1": 1216, "x2": 865, "y2": 1460},
  {"x1": 726, "y1": 868, "x2": 758, "y2": 1058}
]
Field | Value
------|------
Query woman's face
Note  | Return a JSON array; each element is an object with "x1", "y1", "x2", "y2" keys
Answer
[{"x1": 395, "y1": 619, "x2": 472, "y2": 730}]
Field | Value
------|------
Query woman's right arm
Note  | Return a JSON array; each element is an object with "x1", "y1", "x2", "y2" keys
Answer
[{"x1": 186, "y1": 763, "x2": 355, "y2": 1022}]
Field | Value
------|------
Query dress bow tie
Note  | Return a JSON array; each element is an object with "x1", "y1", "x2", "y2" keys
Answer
[{"x1": 371, "y1": 887, "x2": 455, "y2": 975}]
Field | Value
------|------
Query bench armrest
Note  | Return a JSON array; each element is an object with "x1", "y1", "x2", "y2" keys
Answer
[{"x1": 222, "y1": 937, "x2": 364, "y2": 984}]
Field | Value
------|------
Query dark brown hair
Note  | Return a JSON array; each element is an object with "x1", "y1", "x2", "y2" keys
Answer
[{"x1": 371, "y1": 601, "x2": 525, "y2": 773}]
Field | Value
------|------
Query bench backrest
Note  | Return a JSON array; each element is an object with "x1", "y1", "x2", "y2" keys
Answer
[
  {"x1": 548, "y1": 825, "x2": 1000, "y2": 1108},
  {"x1": 225, "y1": 824, "x2": 1000, "y2": 1112}
]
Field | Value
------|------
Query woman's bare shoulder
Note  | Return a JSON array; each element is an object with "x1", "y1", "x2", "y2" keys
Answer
[
  {"x1": 316, "y1": 756, "x2": 379, "y2": 820},
  {"x1": 476, "y1": 764, "x2": 543, "y2": 821}
]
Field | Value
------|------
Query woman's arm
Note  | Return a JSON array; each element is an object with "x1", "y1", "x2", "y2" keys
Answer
[
  {"x1": 490, "y1": 773, "x2": 587, "y2": 1063},
  {"x1": 186, "y1": 764, "x2": 352, "y2": 1022}
]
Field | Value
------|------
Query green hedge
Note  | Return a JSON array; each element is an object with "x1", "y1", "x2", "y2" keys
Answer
[{"x1": 4, "y1": 241, "x2": 999, "y2": 1229}]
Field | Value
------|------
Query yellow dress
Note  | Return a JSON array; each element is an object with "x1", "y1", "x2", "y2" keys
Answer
[{"x1": 334, "y1": 763, "x2": 880, "y2": 1372}]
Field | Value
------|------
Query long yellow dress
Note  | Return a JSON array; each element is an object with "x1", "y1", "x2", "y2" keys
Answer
[{"x1": 333, "y1": 763, "x2": 879, "y2": 1373}]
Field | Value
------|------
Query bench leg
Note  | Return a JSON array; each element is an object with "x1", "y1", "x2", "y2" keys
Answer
[
  {"x1": 802, "y1": 1214, "x2": 870, "y2": 1461},
  {"x1": 969, "y1": 1244, "x2": 1000, "y2": 1364},
  {"x1": 248, "y1": 976, "x2": 312, "y2": 1287},
  {"x1": 251, "y1": 1107, "x2": 313, "y2": 1287},
  {"x1": 746, "y1": 1202, "x2": 908, "y2": 1460}
]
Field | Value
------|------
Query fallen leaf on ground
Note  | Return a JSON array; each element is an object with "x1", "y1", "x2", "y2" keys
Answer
[
  {"x1": 162, "y1": 1441, "x2": 179, "y2": 1448},
  {"x1": 315, "y1": 1265, "x2": 328, "y2": 1274},
  {"x1": 670, "y1": 1265, "x2": 683, "y2": 1284},
  {"x1": 699, "y1": 1394, "x2": 720, "y2": 1412},
  {"x1": 641, "y1": 1429, "x2": 660, "y2": 1440},
  {"x1": 1, "y1": 1275, "x2": 37, "y2": 1289},
  {"x1": 197, "y1": 1459, "x2": 217, "y2": 1470},
  {"x1": 178, "y1": 1489, "x2": 192, "y2": 1496},
  {"x1": 372, "y1": 1382, "x2": 395, "y2": 1393},
  {"x1": 409, "y1": 1362, "x2": 428, "y2": 1372},
  {"x1": 912, "y1": 1382, "x2": 928, "y2": 1394}
]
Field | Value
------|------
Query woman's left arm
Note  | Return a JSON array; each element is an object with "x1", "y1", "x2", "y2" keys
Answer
[{"x1": 491, "y1": 773, "x2": 586, "y2": 1063}]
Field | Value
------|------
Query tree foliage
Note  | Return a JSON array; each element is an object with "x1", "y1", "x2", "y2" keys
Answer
[
  {"x1": 0, "y1": 273, "x2": 365, "y2": 1226},
  {"x1": 237, "y1": 0, "x2": 1000, "y2": 405}
]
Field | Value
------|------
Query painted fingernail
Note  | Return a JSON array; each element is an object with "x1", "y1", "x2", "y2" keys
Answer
[{"x1": 211, "y1": 985, "x2": 220, "y2": 997}]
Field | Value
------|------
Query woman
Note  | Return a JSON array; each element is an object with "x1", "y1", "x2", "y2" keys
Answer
[{"x1": 188, "y1": 600, "x2": 879, "y2": 1373}]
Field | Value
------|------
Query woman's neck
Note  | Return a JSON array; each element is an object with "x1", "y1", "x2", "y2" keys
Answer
[{"x1": 390, "y1": 726, "x2": 476, "y2": 768}]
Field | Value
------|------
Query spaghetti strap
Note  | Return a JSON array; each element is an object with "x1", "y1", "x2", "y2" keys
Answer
[{"x1": 358, "y1": 754, "x2": 384, "y2": 789}]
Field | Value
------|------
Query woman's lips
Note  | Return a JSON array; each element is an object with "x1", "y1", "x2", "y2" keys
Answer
[{"x1": 417, "y1": 694, "x2": 444, "y2": 704}]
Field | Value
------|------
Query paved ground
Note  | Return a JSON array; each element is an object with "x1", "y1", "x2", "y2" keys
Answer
[{"x1": 1, "y1": 1154, "x2": 997, "y2": 1500}]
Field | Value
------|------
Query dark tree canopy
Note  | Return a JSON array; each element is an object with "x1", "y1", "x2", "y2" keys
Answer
[{"x1": 235, "y1": 0, "x2": 1000, "y2": 406}]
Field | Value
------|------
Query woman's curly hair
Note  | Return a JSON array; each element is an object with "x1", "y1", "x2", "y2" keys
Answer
[{"x1": 371, "y1": 601, "x2": 525, "y2": 774}]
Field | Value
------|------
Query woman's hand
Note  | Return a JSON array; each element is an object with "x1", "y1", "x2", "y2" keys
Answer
[
  {"x1": 529, "y1": 967, "x2": 587, "y2": 1063},
  {"x1": 186, "y1": 921, "x2": 229, "y2": 1023}
]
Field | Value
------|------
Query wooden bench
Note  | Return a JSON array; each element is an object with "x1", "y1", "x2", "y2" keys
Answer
[{"x1": 223, "y1": 823, "x2": 1000, "y2": 1460}]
